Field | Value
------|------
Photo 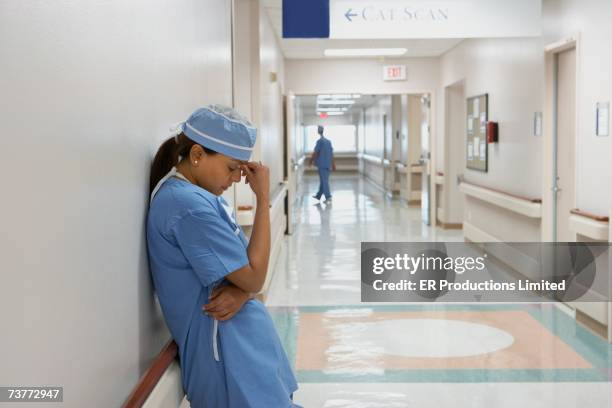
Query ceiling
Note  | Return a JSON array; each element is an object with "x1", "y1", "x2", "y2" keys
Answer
[{"x1": 261, "y1": 0, "x2": 464, "y2": 59}]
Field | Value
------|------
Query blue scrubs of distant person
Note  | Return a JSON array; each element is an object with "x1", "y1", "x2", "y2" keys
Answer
[
  {"x1": 310, "y1": 125, "x2": 335, "y2": 201},
  {"x1": 147, "y1": 105, "x2": 299, "y2": 408}
]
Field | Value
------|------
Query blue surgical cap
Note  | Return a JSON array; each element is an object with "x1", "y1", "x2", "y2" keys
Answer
[{"x1": 182, "y1": 105, "x2": 257, "y2": 161}]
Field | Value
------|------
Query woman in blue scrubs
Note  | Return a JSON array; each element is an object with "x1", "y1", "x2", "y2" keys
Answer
[{"x1": 147, "y1": 105, "x2": 299, "y2": 407}]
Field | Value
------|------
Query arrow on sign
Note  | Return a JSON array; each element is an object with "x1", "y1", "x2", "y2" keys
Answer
[{"x1": 345, "y1": 8, "x2": 358, "y2": 22}]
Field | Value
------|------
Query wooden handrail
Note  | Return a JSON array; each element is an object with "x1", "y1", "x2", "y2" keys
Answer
[
  {"x1": 461, "y1": 181, "x2": 541, "y2": 203},
  {"x1": 122, "y1": 340, "x2": 179, "y2": 408},
  {"x1": 570, "y1": 208, "x2": 609, "y2": 222}
]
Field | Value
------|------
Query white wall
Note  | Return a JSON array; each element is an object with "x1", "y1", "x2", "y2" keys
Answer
[
  {"x1": 286, "y1": 58, "x2": 439, "y2": 95},
  {"x1": 437, "y1": 0, "x2": 612, "y2": 238},
  {"x1": 542, "y1": 0, "x2": 612, "y2": 216},
  {"x1": 302, "y1": 113, "x2": 358, "y2": 127},
  {"x1": 360, "y1": 97, "x2": 392, "y2": 188},
  {"x1": 444, "y1": 82, "x2": 467, "y2": 223},
  {"x1": 363, "y1": 96, "x2": 392, "y2": 158},
  {"x1": 439, "y1": 37, "x2": 545, "y2": 240},
  {"x1": 259, "y1": 7, "x2": 286, "y2": 192},
  {"x1": 233, "y1": 0, "x2": 286, "y2": 210},
  {"x1": 439, "y1": 37, "x2": 545, "y2": 198},
  {"x1": 407, "y1": 95, "x2": 424, "y2": 166},
  {"x1": 233, "y1": 0, "x2": 259, "y2": 212},
  {"x1": 295, "y1": 101, "x2": 305, "y2": 159},
  {"x1": 0, "y1": 1, "x2": 233, "y2": 407}
]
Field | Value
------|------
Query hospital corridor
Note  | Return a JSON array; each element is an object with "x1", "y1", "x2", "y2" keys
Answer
[
  {"x1": 1, "y1": 0, "x2": 612, "y2": 407},
  {"x1": 266, "y1": 175, "x2": 611, "y2": 407}
]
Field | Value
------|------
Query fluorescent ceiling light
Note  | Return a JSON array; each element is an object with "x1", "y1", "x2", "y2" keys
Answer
[
  {"x1": 317, "y1": 107, "x2": 349, "y2": 112},
  {"x1": 326, "y1": 112, "x2": 344, "y2": 116},
  {"x1": 317, "y1": 94, "x2": 354, "y2": 100},
  {"x1": 352, "y1": 94, "x2": 362, "y2": 98},
  {"x1": 318, "y1": 100, "x2": 355, "y2": 105},
  {"x1": 324, "y1": 48, "x2": 407, "y2": 57}
]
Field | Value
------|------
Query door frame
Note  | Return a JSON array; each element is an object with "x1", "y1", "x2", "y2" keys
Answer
[
  {"x1": 420, "y1": 93, "x2": 433, "y2": 225},
  {"x1": 284, "y1": 92, "x2": 296, "y2": 235},
  {"x1": 292, "y1": 89, "x2": 437, "y2": 225},
  {"x1": 443, "y1": 79, "x2": 466, "y2": 226},
  {"x1": 542, "y1": 35, "x2": 581, "y2": 241}
]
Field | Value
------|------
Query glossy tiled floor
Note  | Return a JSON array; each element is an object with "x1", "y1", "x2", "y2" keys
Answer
[
  {"x1": 266, "y1": 173, "x2": 463, "y2": 307},
  {"x1": 266, "y1": 173, "x2": 612, "y2": 407}
]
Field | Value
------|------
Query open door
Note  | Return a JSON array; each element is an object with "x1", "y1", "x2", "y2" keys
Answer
[
  {"x1": 553, "y1": 47, "x2": 577, "y2": 242},
  {"x1": 420, "y1": 94, "x2": 432, "y2": 225},
  {"x1": 284, "y1": 92, "x2": 297, "y2": 234}
]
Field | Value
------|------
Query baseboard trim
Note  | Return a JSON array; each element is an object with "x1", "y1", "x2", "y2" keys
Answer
[
  {"x1": 463, "y1": 221, "x2": 500, "y2": 242},
  {"x1": 436, "y1": 220, "x2": 462, "y2": 229}
]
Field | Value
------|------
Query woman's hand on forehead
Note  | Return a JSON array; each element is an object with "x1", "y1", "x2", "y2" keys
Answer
[{"x1": 240, "y1": 161, "x2": 264, "y2": 169}]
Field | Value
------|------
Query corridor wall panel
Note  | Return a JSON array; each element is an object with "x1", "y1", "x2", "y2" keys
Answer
[
  {"x1": 285, "y1": 58, "x2": 440, "y2": 95},
  {"x1": 440, "y1": 38, "x2": 544, "y2": 199},
  {"x1": 259, "y1": 9, "x2": 286, "y2": 193},
  {"x1": 543, "y1": 0, "x2": 612, "y2": 216},
  {"x1": 362, "y1": 97, "x2": 392, "y2": 188},
  {"x1": 0, "y1": 1, "x2": 233, "y2": 407},
  {"x1": 439, "y1": 36, "x2": 544, "y2": 242}
]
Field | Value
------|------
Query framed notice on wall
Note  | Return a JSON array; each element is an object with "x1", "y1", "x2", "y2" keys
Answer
[{"x1": 466, "y1": 93, "x2": 488, "y2": 172}]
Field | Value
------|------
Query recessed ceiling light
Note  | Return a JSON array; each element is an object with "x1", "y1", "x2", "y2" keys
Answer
[{"x1": 324, "y1": 48, "x2": 407, "y2": 57}]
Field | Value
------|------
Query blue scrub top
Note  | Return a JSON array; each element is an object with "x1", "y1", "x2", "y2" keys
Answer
[
  {"x1": 313, "y1": 137, "x2": 333, "y2": 169},
  {"x1": 147, "y1": 177, "x2": 298, "y2": 408}
]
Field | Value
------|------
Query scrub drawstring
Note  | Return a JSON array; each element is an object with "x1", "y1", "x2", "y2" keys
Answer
[
  {"x1": 212, "y1": 319, "x2": 220, "y2": 362},
  {"x1": 210, "y1": 283, "x2": 222, "y2": 362}
]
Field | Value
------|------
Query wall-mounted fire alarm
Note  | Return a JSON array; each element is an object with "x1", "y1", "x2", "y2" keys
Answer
[{"x1": 487, "y1": 121, "x2": 499, "y2": 143}]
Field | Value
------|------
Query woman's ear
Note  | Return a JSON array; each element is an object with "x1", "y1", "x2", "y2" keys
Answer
[{"x1": 190, "y1": 145, "x2": 205, "y2": 165}]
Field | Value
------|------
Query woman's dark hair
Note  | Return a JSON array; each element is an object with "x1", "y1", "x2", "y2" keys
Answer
[{"x1": 149, "y1": 133, "x2": 216, "y2": 195}]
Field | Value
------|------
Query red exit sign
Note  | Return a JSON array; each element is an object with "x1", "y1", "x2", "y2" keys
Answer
[{"x1": 383, "y1": 65, "x2": 407, "y2": 81}]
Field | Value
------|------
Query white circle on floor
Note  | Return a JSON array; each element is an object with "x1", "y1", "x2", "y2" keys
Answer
[{"x1": 357, "y1": 318, "x2": 514, "y2": 358}]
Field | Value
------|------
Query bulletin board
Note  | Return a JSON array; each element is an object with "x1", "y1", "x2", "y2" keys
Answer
[{"x1": 466, "y1": 93, "x2": 488, "y2": 172}]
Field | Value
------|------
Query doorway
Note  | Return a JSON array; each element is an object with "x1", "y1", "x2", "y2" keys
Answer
[
  {"x1": 443, "y1": 81, "x2": 466, "y2": 227},
  {"x1": 554, "y1": 47, "x2": 577, "y2": 242},
  {"x1": 420, "y1": 94, "x2": 432, "y2": 225},
  {"x1": 544, "y1": 38, "x2": 578, "y2": 242}
]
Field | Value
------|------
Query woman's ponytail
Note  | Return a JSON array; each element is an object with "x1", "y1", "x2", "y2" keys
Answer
[
  {"x1": 149, "y1": 133, "x2": 216, "y2": 197},
  {"x1": 149, "y1": 136, "x2": 180, "y2": 196},
  {"x1": 150, "y1": 132, "x2": 203, "y2": 195}
]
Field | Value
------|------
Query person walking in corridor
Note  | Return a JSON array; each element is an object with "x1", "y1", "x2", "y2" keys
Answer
[{"x1": 309, "y1": 125, "x2": 336, "y2": 202}]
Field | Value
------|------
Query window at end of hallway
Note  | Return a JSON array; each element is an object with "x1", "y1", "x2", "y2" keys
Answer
[{"x1": 305, "y1": 125, "x2": 357, "y2": 153}]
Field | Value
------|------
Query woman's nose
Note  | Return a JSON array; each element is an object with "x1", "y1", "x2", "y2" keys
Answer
[{"x1": 231, "y1": 170, "x2": 242, "y2": 182}]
